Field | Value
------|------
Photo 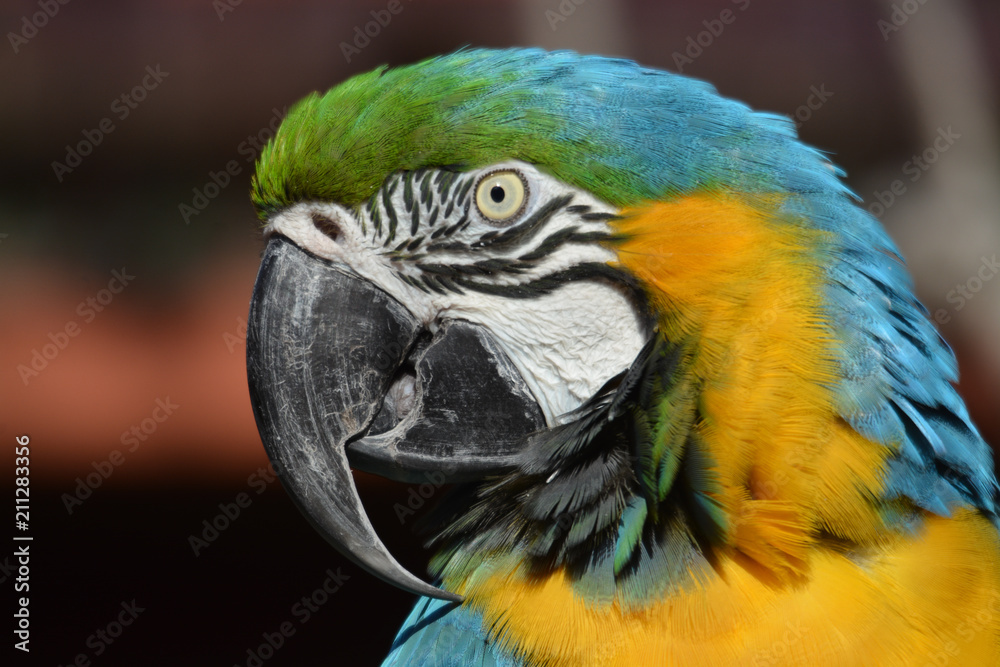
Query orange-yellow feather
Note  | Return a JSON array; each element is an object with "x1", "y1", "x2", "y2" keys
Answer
[
  {"x1": 613, "y1": 194, "x2": 891, "y2": 568},
  {"x1": 449, "y1": 512, "x2": 999, "y2": 665}
]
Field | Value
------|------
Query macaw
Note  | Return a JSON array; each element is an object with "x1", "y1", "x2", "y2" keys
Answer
[{"x1": 245, "y1": 48, "x2": 1000, "y2": 665}]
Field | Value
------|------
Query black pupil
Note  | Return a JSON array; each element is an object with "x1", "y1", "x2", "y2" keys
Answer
[{"x1": 490, "y1": 185, "x2": 506, "y2": 203}]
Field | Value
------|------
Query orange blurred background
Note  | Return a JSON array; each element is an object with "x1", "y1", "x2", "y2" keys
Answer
[{"x1": 2, "y1": 1, "x2": 999, "y2": 665}]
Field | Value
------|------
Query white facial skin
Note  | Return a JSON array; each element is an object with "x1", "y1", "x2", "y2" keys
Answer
[{"x1": 264, "y1": 161, "x2": 648, "y2": 425}]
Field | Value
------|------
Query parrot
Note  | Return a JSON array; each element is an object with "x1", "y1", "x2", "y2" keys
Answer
[{"x1": 244, "y1": 48, "x2": 1000, "y2": 665}]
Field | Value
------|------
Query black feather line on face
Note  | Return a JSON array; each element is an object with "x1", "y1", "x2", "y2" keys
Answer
[
  {"x1": 455, "y1": 263, "x2": 636, "y2": 299},
  {"x1": 456, "y1": 176, "x2": 474, "y2": 203},
  {"x1": 416, "y1": 263, "x2": 459, "y2": 278},
  {"x1": 472, "y1": 194, "x2": 573, "y2": 251},
  {"x1": 410, "y1": 201, "x2": 421, "y2": 236},
  {"x1": 382, "y1": 184, "x2": 398, "y2": 245},
  {"x1": 517, "y1": 229, "x2": 612, "y2": 263},
  {"x1": 421, "y1": 274, "x2": 449, "y2": 295},
  {"x1": 419, "y1": 170, "x2": 433, "y2": 208},
  {"x1": 437, "y1": 171, "x2": 457, "y2": 200},
  {"x1": 369, "y1": 196, "x2": 382, "y2": 237},
  {"x1": 581, "y1": 211, "x2": 619, "y2": 222},
  {"x1": 403, "y1": 170, "x2": 415, "y2": 212}
]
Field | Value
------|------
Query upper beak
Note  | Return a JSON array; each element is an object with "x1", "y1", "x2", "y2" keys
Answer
[{"x1": 246, "y1": 236, "x2": 544, "y2": 601}]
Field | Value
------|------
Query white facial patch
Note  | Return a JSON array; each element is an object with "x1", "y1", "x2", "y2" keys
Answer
[{"x1": 444, "y1": 280, "x2": 647, "y2": 424}]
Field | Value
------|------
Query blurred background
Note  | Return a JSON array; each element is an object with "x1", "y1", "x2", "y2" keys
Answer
[{"x1": 2, "y1": 0, "x2": 998, "y2": 664}]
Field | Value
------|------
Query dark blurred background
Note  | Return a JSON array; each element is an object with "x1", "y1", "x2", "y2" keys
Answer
[{"x1": 2, "y1": 1, "x2": 999, "y2": 665}]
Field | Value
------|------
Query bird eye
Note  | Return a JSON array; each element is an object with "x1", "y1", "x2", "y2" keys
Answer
[{"x1": 475, "y1": 170, "x2": 527, "y2": 223}]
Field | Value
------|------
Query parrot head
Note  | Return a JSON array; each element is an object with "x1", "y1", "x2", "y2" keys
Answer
[{"x1": 245, "y1": 48, "x2": 996, "y2": 611}]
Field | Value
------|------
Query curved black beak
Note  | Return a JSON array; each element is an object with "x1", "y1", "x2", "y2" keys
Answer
[{"x1": 247, "y1": 236, "x2": 543, "y2": 601}]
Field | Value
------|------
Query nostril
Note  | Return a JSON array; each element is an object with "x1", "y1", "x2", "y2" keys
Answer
[
  {"x1": 387, "y1": 366, "x2": 417, "y2": 420},
  {"x1": 311, "y1": 212, "x2": 342, "y2": 242}
]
